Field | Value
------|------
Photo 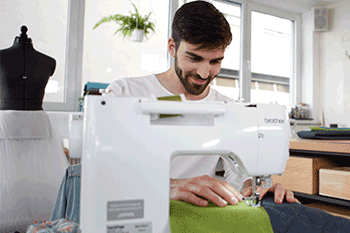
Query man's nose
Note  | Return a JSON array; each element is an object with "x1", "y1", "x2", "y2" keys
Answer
[{"x1": 197, "y1": 64, "x2": 210, "y2": 79}]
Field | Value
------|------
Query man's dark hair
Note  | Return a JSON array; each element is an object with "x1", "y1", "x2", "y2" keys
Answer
[{"x1": 172, "y1": 0, "x2": 232, "y2": 51}]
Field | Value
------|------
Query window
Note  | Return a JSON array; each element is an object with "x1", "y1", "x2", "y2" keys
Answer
[
  {"x1": 250, "y1": 10, "x2": 295, "y2": 110},
  {"x1": 82, "y1": 0, "x2": 169, "y2": 96},
  {"x1": 2, "y1": 0, "x2": 299, "y2": 111},
  {"x1": 178, "y1": 0, "x2": 300, "y2": 109},
  {"x1": 0, "y1": 0, "x2": 79, "y2": 111},
  {"x1": 210, "y1": 1, "x2": 241, "y2": 101}
]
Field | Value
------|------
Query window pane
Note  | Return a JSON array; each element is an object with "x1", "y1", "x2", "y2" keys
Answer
[
  {"x1": 82, "y1": 0, "x2": 169, "y2": 95},
  {"x1": 251, "y1": 11, "x2": 293, "y2": 109},
  {"x1": 185, "y1": 0, "x2": 241, "y2": 100},
  {"x1": 0, "y1": 0, "x2": 69, "y2": 103}
]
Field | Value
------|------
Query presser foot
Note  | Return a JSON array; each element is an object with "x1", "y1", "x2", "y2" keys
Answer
[
  {"x1": 243, "y1": 176, "x2": 272, "y2": 207},
  {"x1": 243, "y1": 176, "x2": 261, "y2": 207},
  {"x1": 244, "y1": 191, "x2": 261, "y2": 207}
]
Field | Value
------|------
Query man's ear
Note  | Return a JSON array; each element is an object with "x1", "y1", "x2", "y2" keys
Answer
[{"x1": 168, "y1": 38, "x2": 176, "y2": 58}]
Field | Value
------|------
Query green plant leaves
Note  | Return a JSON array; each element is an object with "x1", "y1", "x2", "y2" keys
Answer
[{"x1": 93, "y1": 3, "x2": 155, "y2": 39}]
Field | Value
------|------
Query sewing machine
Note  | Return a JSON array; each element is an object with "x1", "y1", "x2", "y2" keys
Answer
[{"x1": 79, "y1": 94, "x2": 290, "y2": 233}]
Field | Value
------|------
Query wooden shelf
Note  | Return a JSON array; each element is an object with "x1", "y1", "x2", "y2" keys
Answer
[
  {"x1": 294, "y1": 192, "x2": 350, "y2": 208},
  {"x1": 288, "y1": 138, "x2": 350, "y2": 211},
  {"x1": 290, "y1": 138, "x2": 350, "y2": 154}
]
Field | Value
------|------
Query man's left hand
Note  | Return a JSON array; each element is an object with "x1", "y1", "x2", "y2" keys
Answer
[{"x1": 241, "y1": 181, "x2": 300, "y2": 204}]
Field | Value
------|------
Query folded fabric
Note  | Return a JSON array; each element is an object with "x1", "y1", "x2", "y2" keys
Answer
[
  {"x1": 310, "y1": 127, "x2": 350, "y2": 131},
  {"x1": 26, "y1": 219, "x2": 80, "y2": 233},
  {"x1": 297, "y1": 130, "x2": 350, "y2": 140},
  {"x1": 262, "y1": 192, "x2": 350, "y2": 233}
]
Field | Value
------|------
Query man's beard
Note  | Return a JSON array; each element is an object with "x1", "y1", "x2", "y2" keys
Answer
[{"x1": 174, "y1": 55, "x2": 217, "y2": 96}]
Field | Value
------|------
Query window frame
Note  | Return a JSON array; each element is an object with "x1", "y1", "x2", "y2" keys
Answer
[
  {"x1": 246, "y1": 2, "x2": 301, "y2": 105},
  {"x1": 172, "y1": 0, "x2": 301, "y2": 105},
  {"x1": 43, "y1": 0, "x2": 85, "y2": 112}
]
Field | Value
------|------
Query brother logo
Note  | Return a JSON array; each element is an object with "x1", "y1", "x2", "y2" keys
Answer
[{"x1": 264, "y1": 118, "x2": 285, "y2": 124}]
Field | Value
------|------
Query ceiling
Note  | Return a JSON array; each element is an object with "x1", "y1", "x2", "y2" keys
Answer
[{"x1": 250, "y1": 0, "x2": 346, "y2": 13}]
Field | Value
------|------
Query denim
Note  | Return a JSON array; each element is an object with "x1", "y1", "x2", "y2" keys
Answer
[
  {"x1": 50, "y1": 164, "x2": 81, "y2": 224},
  {"x1": 261, "y1": 192, "x2": 350, "y2": 233}
]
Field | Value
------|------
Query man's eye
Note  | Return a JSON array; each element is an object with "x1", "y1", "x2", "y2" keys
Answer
[
  {"x1": 189, "y1": 57, "x2": 200, "y2": 62},
  {"x1": 210, "y1": 60, "x2": 221, "y2": 64}
]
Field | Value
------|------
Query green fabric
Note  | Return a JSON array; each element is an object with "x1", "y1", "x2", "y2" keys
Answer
[
  {"x1": 310, "y1": 126, "x2": 350, "y2": 131},
  {"x1": 169, "y1": 200, "x2": 273, "y2": 233},
  {"x1": 157, "y1": 95, "x2": 182, "y2": 118},
  {"x1": 157, "y1": 95, "x2": 182, "y2": 101}
]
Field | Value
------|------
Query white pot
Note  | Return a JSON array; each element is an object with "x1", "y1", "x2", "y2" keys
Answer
[{"x1": 131, "y1": 29, "x2": 144, "y2": 42}]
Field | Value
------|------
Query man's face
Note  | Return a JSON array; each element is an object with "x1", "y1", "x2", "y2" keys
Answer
[{"x1": 174, "y1": 41, "x2": 225, "y2": 96}]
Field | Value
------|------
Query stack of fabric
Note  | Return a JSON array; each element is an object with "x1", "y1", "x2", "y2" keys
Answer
[{"x1": 297, "y1": 127, "x2": 350, "y2": 140}]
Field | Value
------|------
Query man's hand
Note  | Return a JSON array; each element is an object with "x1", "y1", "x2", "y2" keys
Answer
[
  {"x1": 241, "y1": 180, "x2": 300, "y2": 204},
  {"x1": 170, "y1": 175, "x2": 244, "y2": 207}
]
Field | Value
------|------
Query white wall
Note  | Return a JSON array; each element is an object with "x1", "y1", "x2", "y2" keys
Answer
[
  {"x1": 301, "y1": 0, "x2": 350, "y2": 127},
  {"x1": 300, "y1": 11, "x2": 322, "y2": 123},
  {"x1": 320, "y1": 0, "x2": 350, "y2": 127}
]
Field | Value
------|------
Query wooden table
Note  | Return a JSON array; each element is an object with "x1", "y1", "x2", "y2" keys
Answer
[{"x1": 290, "y1": 137, "x2": 350, "y2": 154}]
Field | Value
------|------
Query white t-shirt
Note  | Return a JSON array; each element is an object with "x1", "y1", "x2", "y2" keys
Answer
[{"x1": 106, "y1": 74, "x2": 249, "y2": 191}]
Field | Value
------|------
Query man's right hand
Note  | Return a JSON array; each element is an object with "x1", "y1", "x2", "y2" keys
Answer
[{"x1": 170, "y1": 175, "x2": 244, "y2": 207}]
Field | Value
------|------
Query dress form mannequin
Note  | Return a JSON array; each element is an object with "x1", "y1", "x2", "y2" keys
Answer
[
  {"x1": 0, "y1": 25, "x2": 56, "y2": 110},
  {"x1": 0, "y1": 26, "x2": 68, "y2": 232}
]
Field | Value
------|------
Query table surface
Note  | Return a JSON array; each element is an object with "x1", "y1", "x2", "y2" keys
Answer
[{"x1": 290, "y1": 137, "x2": 350, "y2": 154}]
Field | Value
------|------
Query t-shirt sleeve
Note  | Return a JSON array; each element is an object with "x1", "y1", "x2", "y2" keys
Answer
[
  {"x1": 222, "y1": 158, "x2": 251, "y2": 192},
  {"x1": 106, "y1": 80, "x2": 125, "y2": 96}
]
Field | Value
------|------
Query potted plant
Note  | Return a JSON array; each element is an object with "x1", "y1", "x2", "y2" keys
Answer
[{"x1": 93, "y1": 3, "x2": 155, "y2": 42}]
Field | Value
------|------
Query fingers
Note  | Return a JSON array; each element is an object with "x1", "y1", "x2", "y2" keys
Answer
[
  {"x1": 285, "y1": 189, "x2": 300, "y2": 204},
  {"x1": 211, "y1": 181, "x2": 243, "y2": 206},
  {"x1": 241, "y1": 186, "x2": 252, "y2": 197},
  {"x1": 285, "y1": 189, "x2": 294, "y2": 202},
  {"x1": 270, "y1": 183, "x2": 299, "y2": 204},
  {"x1": 242, "y1": 185, "x2": 270, "y2": 201},
  {"x1": 258, "y1": 187, "x2": 270, "y2": 201},
  {"x1": 242, "y1": 182, "x2": 300, "y2": 205},
  {"x1": 190, "y1": 185, "x2": 228, "y2": 207},
  {"x1": 175, "y1": 190, "x2": 209, "y2": 207},
  {"x1": 170, "y1": 175, "x2": 243, "y2": 207}
]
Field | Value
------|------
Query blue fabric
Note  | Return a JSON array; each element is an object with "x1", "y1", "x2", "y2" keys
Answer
[
  {"x1": 261, "y1": 192, "x2": 350, "y2": 233},
  {"x1": 50, "y1": 165, "x2": 81, "y2": 224},
  {"x1": 297, "y1": 130, "x2": 350, "y2": 140},
  {"x1": 51, "y1": 165, "x2": 350, "y2": 232}
]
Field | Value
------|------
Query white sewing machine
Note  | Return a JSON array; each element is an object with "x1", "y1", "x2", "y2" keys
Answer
[{"x1": 78, "y1": 94, "x2": 290, "y2": 233}]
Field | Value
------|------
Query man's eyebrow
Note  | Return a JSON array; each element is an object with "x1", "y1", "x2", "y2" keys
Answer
[
  {"x1": 185, "y1": 51, "x2": 203, "y2": 59},
  {"x1": 211, "y1": 56, "x2": 224, "y2": 62},
  {"x1": 185, "y1": 51, "x2": 224, "y2": 61}
]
